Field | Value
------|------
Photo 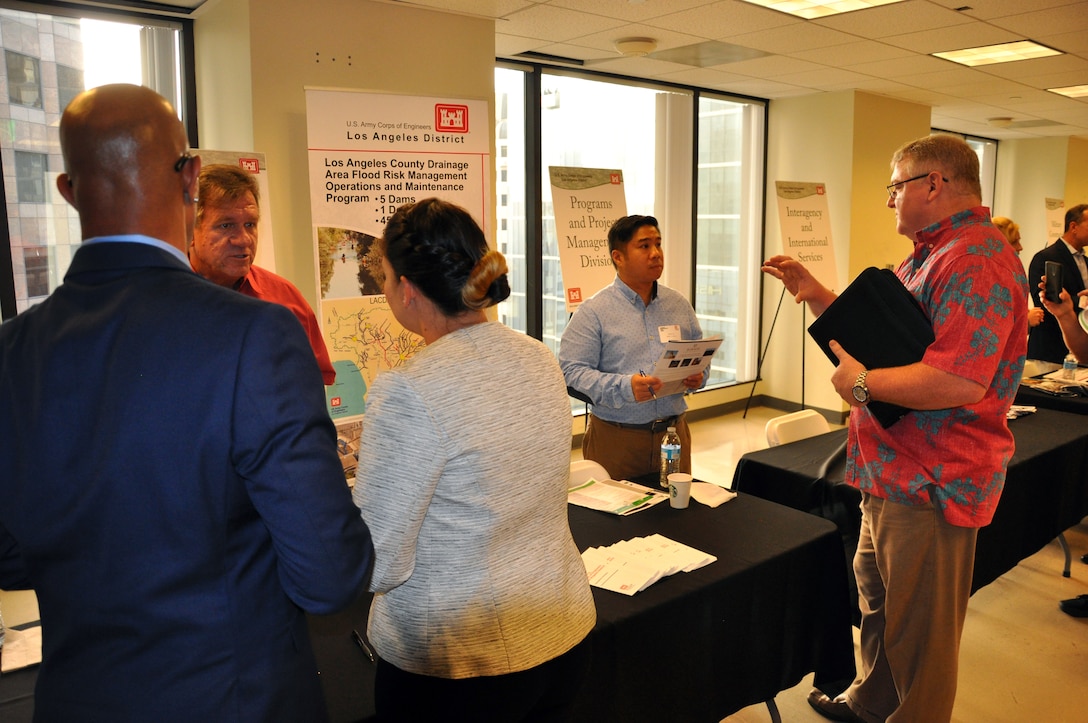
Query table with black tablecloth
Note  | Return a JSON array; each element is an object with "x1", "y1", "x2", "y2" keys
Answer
[
  {"x1": 1, "y1": 492, "x2": 857, "y2": 723},
  {"x1": 1015, "y1": 383, "x2": 1088, "y2": 415},
  {"x1": 567, "y1": 491, "x2": 855, "y2": 722},
  {"x1": 732, "y1": 407, "x2": 1088, "y2": 598}
]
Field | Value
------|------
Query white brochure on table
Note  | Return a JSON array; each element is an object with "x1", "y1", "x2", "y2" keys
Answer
[
  {"x1": 649, "y1": 336, "x2": 723, "y2": 397},
  {"x1": 581, "y1": 534, "x2": 717, "y2": 595}
]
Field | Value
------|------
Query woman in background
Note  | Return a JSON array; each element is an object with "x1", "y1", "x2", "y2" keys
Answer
[
  {"x1": 993, "y1": 216, "x2": 1045, "y2": 328},
  {"x1": 354, "y1": 198, "x2": 596, "y2": 722}
]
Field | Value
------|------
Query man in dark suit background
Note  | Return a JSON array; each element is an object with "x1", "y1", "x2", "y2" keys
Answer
[
  {"x1": 0, "y1": 84, "x2": 374, "y2": 721},
  {"x1": 1028, "y1": 203, "x2": 1088, "y2": 362}
]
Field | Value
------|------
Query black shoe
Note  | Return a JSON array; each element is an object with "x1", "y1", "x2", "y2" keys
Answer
[
  {"x1": 807, "y1": 688, "x2": 865, "y2": 723},
  {"x1": 1080, "y1": 552, "x2": 1088, "y2": 564},
  {"x1": 1060, "y1": 594, "x2": 1088, "y2": 618}
]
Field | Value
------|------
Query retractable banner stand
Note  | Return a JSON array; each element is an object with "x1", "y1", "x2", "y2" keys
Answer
[
  {"x1": 193, "y1": 149, "x2": 275, "y2": 270},
  {"x1": 774, "y1": 181, "x2": 839, "y2": 292},
  {"x1": 305, "y1": 88, "x2": 491, "y2": 424},
  {"x1": 772, "y1": 181, "x2": 839, "y2": 410},
  {"x1": 549, "y1": 167, "x2": 627, "y2": 312},
  {"x1": 1046, "y1": 198, "x2": 1065, "y2": 245}
]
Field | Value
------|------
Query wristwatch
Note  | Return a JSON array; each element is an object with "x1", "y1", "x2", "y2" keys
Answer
[{"x1": 851, "y1": 370, "x2": 871, "y2": 405}]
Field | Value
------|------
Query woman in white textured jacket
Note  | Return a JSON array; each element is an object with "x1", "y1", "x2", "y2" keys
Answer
[{"x1": 354, "y1": 197, "x2": 596, "y2": 722}]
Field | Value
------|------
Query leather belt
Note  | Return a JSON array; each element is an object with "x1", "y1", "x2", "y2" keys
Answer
[{"x1": 593, "y1": 415, "x2": 679, "y2": 434}]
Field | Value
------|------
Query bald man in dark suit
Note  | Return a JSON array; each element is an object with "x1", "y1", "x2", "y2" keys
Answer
[{"x1": 0, "y1": 84, "x2": 373, "y2": 722}]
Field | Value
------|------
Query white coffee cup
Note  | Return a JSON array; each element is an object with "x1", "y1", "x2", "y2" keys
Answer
[{"x1": 668, "y1": 473, "x2": 693, "y2": 509}]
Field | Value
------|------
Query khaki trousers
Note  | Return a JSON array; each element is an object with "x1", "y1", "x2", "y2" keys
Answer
[
  {"x1": 582, "y1": 414, "x2": 691, "y2": 483},
  {"x1": 846, "y1": 493, "x2": 977, "y2": 723}
]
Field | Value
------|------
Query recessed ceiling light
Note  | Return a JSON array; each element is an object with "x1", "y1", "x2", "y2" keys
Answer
[
  {"x1": 739, "y1": 0, "x2": 906, "y2": 20},
  {"x1": 1048, "y1": 84, "x2": 1088, "y2": 99},
  {"x1": 933, "y1": 40, "x2": 1062, "y2": 67}
]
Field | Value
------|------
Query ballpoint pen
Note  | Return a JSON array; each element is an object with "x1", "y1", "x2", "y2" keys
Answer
[
  {"x1": 352, "y1": 628, "x2": 376, "y2": 663},
  {"x1": 639, "y1": 369, "x2": 656, "y2": 399}
]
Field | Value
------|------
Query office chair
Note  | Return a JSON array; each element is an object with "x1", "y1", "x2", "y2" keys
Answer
[
  {"x1": 765, "y1": 409, "x2": 831, "y2": 447},
  {"x1": 567, "y1": 386, "x2": 593, "y2": 433}
]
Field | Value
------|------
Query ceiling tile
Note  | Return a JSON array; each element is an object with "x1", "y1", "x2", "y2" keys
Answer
[
  {"x1": 546, "y1": 0, "x2": 719, "y2": 22},
  {"x1": 727, "y1": 21, "x2": 858, "y2": 54},
  {"x1": 988, "y1": 5, "x2": 1088, "y2": 37},
  {"x1": 789, "y1": 40, "x2": 913, "y2": 66},
  {"x1": 812, "y1": 2, "x2": 974, "y2": 39},
  {"x1": 879, "y1": 21, "x2": 1021, "y2": 54},
  {"x1": 500, "y1": 3, "x2": 627, "y2": 42},
  {"x1": 651, "y1": 0, "x2": 796, "y2": 39}
]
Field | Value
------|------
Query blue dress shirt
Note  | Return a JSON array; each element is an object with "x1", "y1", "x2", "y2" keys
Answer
[{"x1": 559, "y1": 276, "x2": 706, "y2": 424}]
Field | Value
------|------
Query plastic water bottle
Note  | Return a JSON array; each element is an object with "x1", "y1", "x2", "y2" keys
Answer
[
  {"x1": 660, "y1": 426, "x2": 681, "y2": 488},
  {"x1": 1063, "y1": 353, "x2": 1077, "y2": 380}
]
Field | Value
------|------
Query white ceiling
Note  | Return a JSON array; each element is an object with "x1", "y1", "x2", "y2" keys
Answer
[{"x1": 85, "y1": 0, "x2": 1088, "y2": 141}]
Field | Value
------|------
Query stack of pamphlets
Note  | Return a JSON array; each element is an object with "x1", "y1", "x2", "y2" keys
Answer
[{"x1": 581, "y1": 533, "x2": 716, "y2": 595}]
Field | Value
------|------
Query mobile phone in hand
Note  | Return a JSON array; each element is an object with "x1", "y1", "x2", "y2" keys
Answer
[{"x1": 1045, "y1": 261, "x2": 1063, "y2": 302}]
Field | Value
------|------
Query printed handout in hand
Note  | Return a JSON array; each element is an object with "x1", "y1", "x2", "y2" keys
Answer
[{"x1": 649, "y1": 337, "x2": 723, "y2": 398}]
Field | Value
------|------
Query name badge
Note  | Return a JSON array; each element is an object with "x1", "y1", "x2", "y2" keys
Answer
[{"x1": 658, "y1": 325, "x2": 681, "y2": 343}]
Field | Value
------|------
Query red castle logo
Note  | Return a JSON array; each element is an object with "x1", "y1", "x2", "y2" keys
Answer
[{"x1": 435, "y1": 104, "x2": 469, "y2": 133}]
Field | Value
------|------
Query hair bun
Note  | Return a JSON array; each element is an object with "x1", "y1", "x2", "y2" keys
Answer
[{"x1": 463, "y1": 250, "x2": 510, "y2": 310}]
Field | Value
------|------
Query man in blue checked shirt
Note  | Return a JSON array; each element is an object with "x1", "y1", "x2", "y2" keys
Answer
[{"x1": 559, "y1": 215, "x2": 708, "y2": 481}]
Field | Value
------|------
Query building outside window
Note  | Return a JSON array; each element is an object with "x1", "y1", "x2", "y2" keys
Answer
[
  {"x1": 0, "y1": 5, "x2": 187, "y2": 317},
  {"x1": 695, "y1": 95, "x2": 765, "y2": 386},
  {"x1": 494, "y1": 67, "x2": 527, "y2": 333},
  {"x1": 57, "y1": 64, "x2": 84, "y2": 114},
  {"x1": 5, "y1": 49, "x2": 42, "y2": 108},
  {"x1": 22, "y1": 247, "x2": 48, "y2": 298},
  {"x1": 14, "y1": 151, "x2": 47, "y2": 204}
]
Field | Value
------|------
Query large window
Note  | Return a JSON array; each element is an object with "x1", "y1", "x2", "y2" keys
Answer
[
  {"x1": 495, "y1": 68, "x2": 527, "y2": 333},
  {"x1": 495, "y1": 64, "x2": 766, "y2": 393},
  {"x1": 0, "y1": 4, "x2": 190, "y2": 318},
  {"x1": 540, "y1": 74, "x2": 668, "y2": 355},
  {"x1": 696, "y1": 95, "x2": 765, "y2": 385}
]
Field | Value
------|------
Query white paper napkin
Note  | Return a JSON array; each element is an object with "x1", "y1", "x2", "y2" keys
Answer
[{"x1": 691, "y1": 482, "x2": 737, "y2": 508}]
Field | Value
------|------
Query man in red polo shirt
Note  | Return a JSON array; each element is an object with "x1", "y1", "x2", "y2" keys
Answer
[{"x1": 189, "y1": 164, "x2": 335, "y2": 385}]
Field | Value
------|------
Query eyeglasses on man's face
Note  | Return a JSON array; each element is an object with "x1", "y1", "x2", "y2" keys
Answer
[
  {"x1": 174, "y1": 152, "x2": 194, "y2": 173},
  {"x1": 886, "y1": 171, "x2": 948, "y2": 199}
]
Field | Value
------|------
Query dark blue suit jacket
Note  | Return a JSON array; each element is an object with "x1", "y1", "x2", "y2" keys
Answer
[
  {"x1": 0, "y1": 241, "x2": 373, "y2": 722},
  {"x1": 1028, "y1": 240, "x2": 1086, "y2": 363}
]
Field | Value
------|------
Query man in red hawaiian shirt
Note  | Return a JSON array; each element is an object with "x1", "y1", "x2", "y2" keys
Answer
[{"x1": 763, "y1": 134, "x2": 1028, "y2": 723}]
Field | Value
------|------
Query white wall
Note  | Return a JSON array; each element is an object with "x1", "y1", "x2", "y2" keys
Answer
[
  {"x1": 193, "y1": 0, "x2": 254, "y2": 153},
  {"x1": 993, "y1": 137, "x2": 1070, "y2": 258}
]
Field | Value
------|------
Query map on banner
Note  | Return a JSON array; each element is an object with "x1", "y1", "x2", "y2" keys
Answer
[{"x1": 322, "y1": 296, "x2": 426, "y2": 421}]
